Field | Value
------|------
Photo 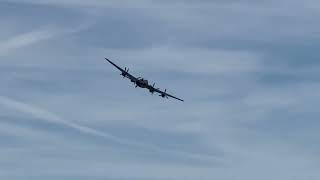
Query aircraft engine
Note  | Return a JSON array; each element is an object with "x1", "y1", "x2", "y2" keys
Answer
[
  {"x1": 149, "y1": 83, "x2": 156, "y2": 94},
  {"x1": 159, "y1": 89, "x2": 168, "y2": 98},
  {"x1": 121, "y1": 67, "x2": 129, "y2": 77}
]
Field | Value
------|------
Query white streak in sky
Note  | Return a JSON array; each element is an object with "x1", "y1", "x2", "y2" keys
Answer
[
  {"x1": 0, "y1": 27, "x2": 61, "y2": 56},
  {"x1": 0, "y1": 96, "x2": 221, "y2": 162},
  {"x1": 0, "y1": 20, "x2": 95, "y2": 57}
]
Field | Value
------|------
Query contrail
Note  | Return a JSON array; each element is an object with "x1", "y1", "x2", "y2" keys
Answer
[{"x1": 0, "y1": 96, "x2": 221, "y2": 162}]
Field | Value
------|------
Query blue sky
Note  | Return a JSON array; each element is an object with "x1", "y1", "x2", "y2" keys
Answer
[{"x1": 0, "y1": 0, "x2": 320, "y2": 179}]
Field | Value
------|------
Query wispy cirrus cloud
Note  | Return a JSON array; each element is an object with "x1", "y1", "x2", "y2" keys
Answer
[
  {"x1": 0, "y1": 27, "x2": 62, "y2": 56},
  {"x1": 0, "y1": 96, "x2": 220, "y2": 162}
]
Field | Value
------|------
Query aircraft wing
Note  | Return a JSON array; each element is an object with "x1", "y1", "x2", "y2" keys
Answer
[
  {"x1": 105, "y1": 58, "x2": 138, "y2": 83},
  {"x1": 149, "y1": 85, "x2": 184, "y2": 102}
]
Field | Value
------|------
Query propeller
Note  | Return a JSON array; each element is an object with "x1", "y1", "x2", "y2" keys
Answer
[
  {"x1": 165, "y1": 89, "x2": 168, "y2": 99},
  {"x1": 149, "y1": 83, "x2": 156, "y2": 94},
  {"x1": 121, "y1": 67, "x2": 129, "y2": 78},
  {"x1": 159, "y1": 89, "x2": 168, "y2": 98}
]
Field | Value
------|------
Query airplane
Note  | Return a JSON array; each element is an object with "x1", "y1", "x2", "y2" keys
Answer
[{"x1": 105, "y1": 58, "x2": 184, "y2": 102}]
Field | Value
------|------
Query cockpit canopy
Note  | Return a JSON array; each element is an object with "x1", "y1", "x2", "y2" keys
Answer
[
  {"x1": 138, "y1": 77, "x2": 148, "y2": 85},
  {"x1": 143, "y1": 79, "x2": 148, "y2": 84}
]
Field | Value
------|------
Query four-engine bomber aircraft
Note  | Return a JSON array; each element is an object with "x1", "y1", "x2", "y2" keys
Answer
[{"x1": 105, "y1": 58, "x2": 184, "y2": 102}]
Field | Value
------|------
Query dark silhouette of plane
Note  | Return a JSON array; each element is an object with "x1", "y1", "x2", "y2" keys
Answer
[{"x1": 105, "y1": 58, "x2": 184, "y2": 102}]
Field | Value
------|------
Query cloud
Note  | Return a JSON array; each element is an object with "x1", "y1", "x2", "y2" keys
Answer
[
  {"x1": 0, "y1": 96, "x2": 220, "y2": 162},
  {"x1": 102, "y1": 46, "x2": 263, "y2": 75},
  {"x1": 0, "y1": 27, "x2": 62, "y2": 56},
  {"x1": 1, "y1": 0, "x2": 156, "y2": 8},
  {"x1": 0, "y1": 96, "x2": 160, "y2": 148}
]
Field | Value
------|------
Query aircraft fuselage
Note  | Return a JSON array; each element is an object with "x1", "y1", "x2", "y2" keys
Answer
[{"x1": 135, "y1": 78, "x2": 149, "y2": 88}]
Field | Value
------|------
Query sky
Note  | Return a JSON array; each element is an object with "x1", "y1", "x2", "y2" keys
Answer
[{"x1": 0, "y1": 0, "x2": 320, "y2": 179}]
